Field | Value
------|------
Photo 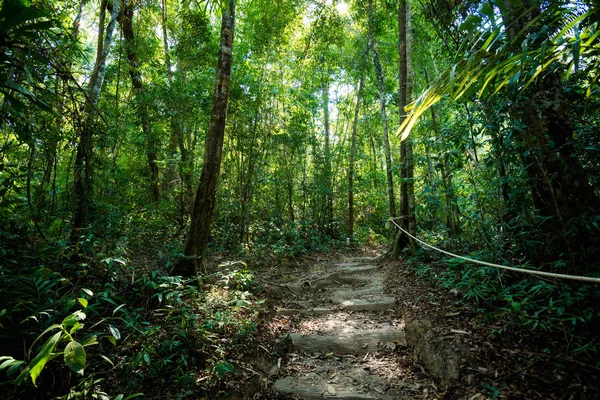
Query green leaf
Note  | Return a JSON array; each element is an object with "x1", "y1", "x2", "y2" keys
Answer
[
  {"x1": 64, "y1": 341, "x2": 86, "y2": 374},
  {"x1": 479, "y1": 3, "x2": 494, "y2": 20},
  {"x1": 106, "y1": 336, "x2": 117, "y2": 346},
  {"x1": 82, "y1": 335, "x2": 98, "y2": 347},
  {"x1": 109, "y1": 325, "x2": 121, "y2": 341},
  {"x1": 214, "y1": 361, "x2": 234, "y2": 378},
  {"x1": 69, "y1": 322, "x2": 83, "y2": 334},
  {"x1": 123, "y1": 394, "x2": 145, "y2": 400},
  {"x1": 100, "y1": 355, "x2": 114, "y2": 368},
  {"x1": 78, "y1": 298, "x2": 88, "y2": 308},
  {"x1": 28, "y1": 331, "x2": 62, "y2": 386},
  {"x1": 82, "y1": 288, "x2": 94, "y2": 297},
  {"x1": 0, "y1": 356, "x2": 25, "y2": 376},
  {"x1": 459, "y1": 15, "x2": 482, "y2": 32},
  {"x1": 62, "y1": 310, "x2": 86, "y2": 329}
]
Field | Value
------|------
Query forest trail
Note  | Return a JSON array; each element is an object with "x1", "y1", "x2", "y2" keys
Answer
[{"x1": 266, "y1": 257, "x2": 430, "y2": 399}]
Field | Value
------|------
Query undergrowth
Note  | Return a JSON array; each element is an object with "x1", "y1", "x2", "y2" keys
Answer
[
  {"x1": 0, "y1": 231, "x2": 268, "y2": 399},
  {"x1": 405, "y1": 249, "x2": 600, "y2": 367}
]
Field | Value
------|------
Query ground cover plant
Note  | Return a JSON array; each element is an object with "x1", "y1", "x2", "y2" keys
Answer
[{"x1": 1, "y1": 0, "x2": 599, "y2": 398}]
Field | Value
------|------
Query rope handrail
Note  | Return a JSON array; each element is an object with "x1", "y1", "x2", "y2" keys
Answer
[{"x1": 389, "y1": 218, "x2": 600, "y2": 284}]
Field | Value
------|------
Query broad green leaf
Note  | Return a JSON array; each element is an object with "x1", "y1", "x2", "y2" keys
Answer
[
  {"x1": 82, "y1": 288, "x2": 94, "y2": 297},
  {"x1": 62, "y1": 310, "x2": 86, "y2": 329},
  {"x1": 109, "y1": 325, "x2": 121, "y2": 341},
  {"x1": 82, "y1": 335, "x2": 99, "y2": 347},
  {"x1": 28, "y1": 331, "x2": 62, "y2": 386},
  {"x1": 106, "y1": 336, "x2": 117, "y2": 346},
  {"x1": 479, "y1": 3, "x2": 494, "y2": 20},
  {"x1": 459, "y1": 15, "x2": 482, "y2": 32},
  {"x1": 64, "y1": 341, "x2": 86, "y2": 374},
  {"x1": 70, "y1": 322, "x2": 83, "y2": 334},
  {"x1": 78, "y1": 298, "x2": 88, "y2": 308},
  {"x1": 28, "y1": 324, "x2": 61, "y2": 351}
]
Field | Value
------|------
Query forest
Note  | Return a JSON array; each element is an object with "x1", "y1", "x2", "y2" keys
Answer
[{"x1": 1, "y1": 0, "x2": 599, "y2": 398}]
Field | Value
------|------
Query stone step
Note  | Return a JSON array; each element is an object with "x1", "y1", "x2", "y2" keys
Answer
[
  {"x1": 335, "y1": 296, "x2": 396, "y2": 312},
  {"x1": 272, "y1": 359, "x2": 405, "y2": 400},
  {"x1": 339, "y1": 265, "x2": 380, "y2": 274},
  {"x1": 273, "y1": 376, "x2": 384, "y2": 399},
  {"x1": 331, "y1": 286, "x2": 383, "y2": 302},
  {"x1": 276, "y1": 307, "x2": 332, "y2": 316},
  {"x1": 290, "y1": 326, "x2": 405, "y2": 355}
]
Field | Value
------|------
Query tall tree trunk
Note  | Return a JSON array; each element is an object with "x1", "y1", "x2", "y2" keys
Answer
[
  {"x1": 322, "y1": 80, "x2": 334, "y2": 236},
  {"x1": 368, "y1": 0, "x2": 396, "y2": 220},
  {"x1": 71, "y1": 0, "x2": 120, "y2": 244},
  {"x1": 174, "y1": 0, "x2": 235, "y2": 276},
  {"x1": 348, "y1": 75, "x2": 364, "y2": 240},
  {"x1": 161, "y1": 0, "x2": 193, "y2": 206},
  {"x1": 393, "y1": 0, "x2": 417, "y2": 256},
  {"x1": 119, "y1": 1, "x2": 162, "y2": 203}
]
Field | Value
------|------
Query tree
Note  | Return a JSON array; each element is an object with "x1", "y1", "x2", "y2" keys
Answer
[
  {"x1": 71, "y1": 0, "x2": 120, "y2": 244},
  {"x1": 119, "y1": 0, "x2": 162, "y2": 203},
  {"x1": 393, "y1": 0, "x2": 417, "y2": 256},
  {"x1": 174, "y1": 0, "x2": 236, "y2": 276},
  {"x1": 348, "y1": 74, "x2": 365, "y2": 240},
  {"x1": 368, "y1": 0, "x2": 396, "y2": 221},
  {"x1": 399, "y1": 0, "x2": 600, "y2": 265}
]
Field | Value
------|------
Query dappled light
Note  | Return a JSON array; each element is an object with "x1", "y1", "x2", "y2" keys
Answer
[{"x1": 1, "y1": 0, "x2": 599, "y2": 398}]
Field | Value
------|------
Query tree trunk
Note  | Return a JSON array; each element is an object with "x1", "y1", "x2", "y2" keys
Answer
[
  {"x1": 348, "y1": 75, "x2": 364, "y2": 240},
  {"x1": 119, "y1": 1, "x2": 162, "y2": 203},
  {"x1": 393, "y1": 0, "x2": 417, "y2": 257},
  {"x1": 161, "y1": 0, "x2": 193, "y2": 207},
  {"x1": 368, "y1": 0, "x2": 396, "y2": 221},
  {"x1": 322, "y1": 80, "x2": 334, "y2": 236},
  {"x1": 71, "y1": 0, "x2": 120, "y2": 244},
  {"x1": 174, "y1": 0, "x2": 235, "y2": 276}
]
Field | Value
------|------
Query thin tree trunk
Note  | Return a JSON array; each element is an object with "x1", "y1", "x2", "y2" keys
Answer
[
  {"x1": 368, "y1": 0, "x2": 396, "y2": 220},
  {"x1": 322, "y1": 80, "x2": 334, "y2": 236},
  {"x1": 161, "y1": 0, "x2": 193, "y2": 205},
  {"x1": 348, "y1": 75, "x2": 364, "y2": 240},
  {"x1": 393, "y1": 0, "x2": 417, "y2": 256},
  {"x1": 119, "y1": 1, "x2": 162, "y2": 203},
  {"x1": 174, "y1": 0, "x2": 235, "y2": 276},
  {"x1": 71, "y1": 0, "x2": 120, "y2": 244}
]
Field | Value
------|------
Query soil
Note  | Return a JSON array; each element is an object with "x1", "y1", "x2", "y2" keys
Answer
[{"x1": 251, "y1": 249, "x2": 599, "y2": 399}]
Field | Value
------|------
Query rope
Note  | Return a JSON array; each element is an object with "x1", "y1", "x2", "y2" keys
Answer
[{"x1": 389, "y1": 219, "x2": 600, "y2": 284}]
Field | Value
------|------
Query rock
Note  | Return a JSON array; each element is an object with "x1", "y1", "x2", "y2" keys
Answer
[{"x1": 405, "y1": 319, "x2": 468, "y2": 390}]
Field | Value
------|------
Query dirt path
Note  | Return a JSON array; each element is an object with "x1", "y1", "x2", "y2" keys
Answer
[
  {"x1": 258, "y1": 253, "x2": 599, "y2": 400},
  {"x1": 266, "y1": 256, "x2": 433, "y2": 399}
]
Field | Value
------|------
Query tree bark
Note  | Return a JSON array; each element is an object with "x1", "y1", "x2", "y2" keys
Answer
[
  {"x1": 322, "y1": 80, "x2": 334, "y2": 236},
  {"x1": 348, "y1": 75, "x2": 364, "y2": 240},
  {"x1": 119, "y1": 1, "x2": 162, "y2": 203},
  {"x1": 174, "y1": 0, "x2": 235, "y2": 276},
  {"x1": 71, "y1": 0, "x2": 120, "y2": 244},
  {"x1": 393, "y1": 0, "x2": 417, "y2": 257},
  {"x1": 368, "y1": 0, "x2": 396, "y2": 221},
  {"x1": 161, "y1": 0, "x2": 193, "y2": 207}
]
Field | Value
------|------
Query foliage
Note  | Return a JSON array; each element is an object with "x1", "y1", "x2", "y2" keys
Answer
[{"x1": 1, "y1": 0, "x2": 600, "y2": 397}]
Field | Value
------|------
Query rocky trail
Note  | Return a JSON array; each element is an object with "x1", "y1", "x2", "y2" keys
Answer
[
  {"x1": 255, "y1": 253, "x2": 599, "y2": 400},
  {"x1": 264, "y1": 256, "x2": 442, "y2": 399}
]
